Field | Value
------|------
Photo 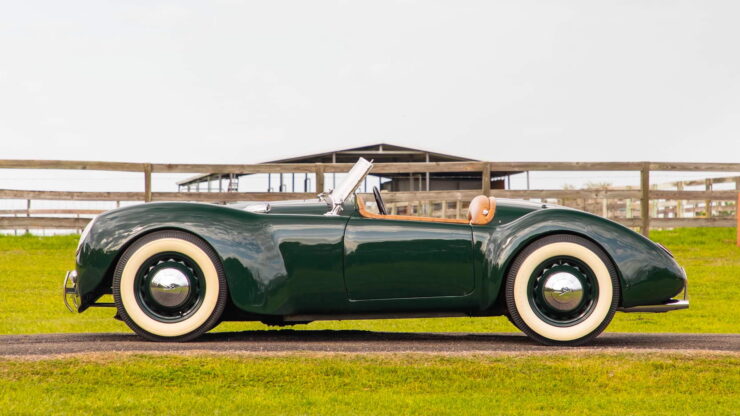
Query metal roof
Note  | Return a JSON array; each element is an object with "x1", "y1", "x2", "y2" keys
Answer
[{"x1": 177, "y1": 143, "x2": 516, "y2": 186}]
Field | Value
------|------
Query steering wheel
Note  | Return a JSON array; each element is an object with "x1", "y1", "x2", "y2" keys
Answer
[{"x1": 373, "y1": 186, "x2": 388, "y2": 215}]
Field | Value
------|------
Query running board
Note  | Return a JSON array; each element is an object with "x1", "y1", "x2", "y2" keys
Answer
[
  {"x1": 284, "y1": 312, "x2": 469, "y2": 322},
  {"x1": 618, "y1": 299, "x2": 689, "y2": 313}
]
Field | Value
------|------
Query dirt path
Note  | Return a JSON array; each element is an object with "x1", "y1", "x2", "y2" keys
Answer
[{"x1": 1, "y1": 331, "x2": 738, "y2": 357}]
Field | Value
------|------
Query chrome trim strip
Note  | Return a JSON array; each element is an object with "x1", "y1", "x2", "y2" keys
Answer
[
  {"x1": 244, "y1": 203, "x2": 271, "y2": 213},
  {"x1": 618, "y1": 299, "x2": 689, "y2": 313}
]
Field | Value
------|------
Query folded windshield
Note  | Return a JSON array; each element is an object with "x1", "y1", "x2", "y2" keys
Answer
[{"x1": 324, "y1": 157, "x2": 373, "y2": 215}]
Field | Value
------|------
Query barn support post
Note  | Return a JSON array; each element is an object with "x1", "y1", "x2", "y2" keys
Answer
[
  {"x1": 143, "y1": 164, "x2": 152, "y2": 202},
  {"x1": 425, "y1": 153, "x2": 430, "y2": 192},
  {"x1": 425, "y1": 153, "x2": 430, "y2": 215},
  {"x1": 332, "y1": 152, "x2": 336, "y2": 189},
  {"x1": 640, "y1": 164, "x2": 650, "y2": 237}
]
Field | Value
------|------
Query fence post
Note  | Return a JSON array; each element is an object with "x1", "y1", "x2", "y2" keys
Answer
[
  {"x1": 482, "y1": 163, "x2": 491, "y2": 196},
  {"x1": 601, "y1": 192, "x2": 608, "y2": 218},
  {"x1": 143, "y1": 164, "x2": 153, "y2": 202},
  {"x1": 315, "y1": 165, "x2": 325, "y2": 193},
  {"x1": 640, "y1": 164, "x2": 650, "y2": 237},
  {"x1": 25, "y1": 199, "x2": 30, "y2": 234},
  {"x1": 705, "y1": 178, "x2": 712, "y2": 217},
  {"x1": 736, "y1": 178, "x2": 740, "y2": 247}
]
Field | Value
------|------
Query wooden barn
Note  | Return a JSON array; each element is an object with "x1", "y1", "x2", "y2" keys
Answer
[{"x1": 176, "y1": 143, "x2": 522, "y2": 194}]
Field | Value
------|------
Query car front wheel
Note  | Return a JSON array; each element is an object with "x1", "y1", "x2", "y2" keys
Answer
[
  {"x1": 505, "y1": 234, "x2": 620, "y2": 346},
  {"x1": 112, "y1": 230, "x2": 227, "y2": 342}
]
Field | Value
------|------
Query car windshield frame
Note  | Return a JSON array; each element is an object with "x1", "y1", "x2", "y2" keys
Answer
[{"x1": 323, "y1": 157, "x2": 373, "y2": 215}]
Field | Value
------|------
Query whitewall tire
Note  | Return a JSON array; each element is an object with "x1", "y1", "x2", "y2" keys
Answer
[
  {"x1": 112, "y1": 230, "x2": 228, "y2": 342},
  {"x1": 505, "y1": 234, "x2": 620, "y2": 346}
]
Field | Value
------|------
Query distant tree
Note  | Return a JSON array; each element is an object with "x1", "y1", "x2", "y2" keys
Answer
[{"x1": 583, "y1": 182, "x2": 613, "y2": 190}]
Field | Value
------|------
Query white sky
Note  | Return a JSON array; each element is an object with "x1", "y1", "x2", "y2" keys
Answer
[{"x1": 1, "y1": 1, "x2": 739, "y2": 195}]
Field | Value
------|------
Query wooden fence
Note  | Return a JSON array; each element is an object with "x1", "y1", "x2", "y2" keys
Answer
[{"x1": 1, "y1": 160, "x2": 739, "y2": 237}]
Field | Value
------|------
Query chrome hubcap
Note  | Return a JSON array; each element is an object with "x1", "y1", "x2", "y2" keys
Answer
[
  {"x1": 149, "y1": 268, "x2": 191, "y2": 308},
  {"x1": 542, "y1": 272, "x2": 584, "y2": 312}
]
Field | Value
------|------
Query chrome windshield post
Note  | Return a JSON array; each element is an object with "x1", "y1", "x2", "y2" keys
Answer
[{"x1": 321, "y1": 158, "x2": 373, "y2": 216}]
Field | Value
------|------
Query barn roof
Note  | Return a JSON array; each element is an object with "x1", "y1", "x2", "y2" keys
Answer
[
  {"x1": 263, "y1": 143, "x2": 476, "y2": 164},
  {"x1": 177, "y1": 143, "x2": 518, "y2": 187}
]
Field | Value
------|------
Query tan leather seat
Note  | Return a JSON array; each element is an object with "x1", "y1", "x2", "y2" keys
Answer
[
  {"x1": 467, "y1": 195, "x2": 496, "y2": 225},
  {"x1": 355, "y1": 194, "x2": 496, "y2": 225},
  {"x1": 356, "y1": 195, "x2": 469, "y2": 224}
]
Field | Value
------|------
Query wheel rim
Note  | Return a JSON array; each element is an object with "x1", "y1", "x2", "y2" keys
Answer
[
  {"x1": 527, "y1": 256, "x2": 598, "y2": 327},
  {"x1": 134, "y1": 252, "x2": 206, "y2": 322}
]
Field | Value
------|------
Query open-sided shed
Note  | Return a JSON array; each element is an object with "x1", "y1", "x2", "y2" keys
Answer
[{"x1": 176, "y1": 143, "x2": 522, "y2": 193}]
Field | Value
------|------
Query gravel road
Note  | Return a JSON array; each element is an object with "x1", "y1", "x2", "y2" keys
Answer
[{"x1": 1, "y1": 331, "x2": 738, "y2": 357}]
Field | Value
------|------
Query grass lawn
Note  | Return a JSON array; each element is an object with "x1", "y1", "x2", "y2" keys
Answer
[
  {"x1": 0, "y1": 227, "x2": 738, "y2": 335},
  {"x1": 0, "y1": 352, "x2": 737, "y2": 415}
]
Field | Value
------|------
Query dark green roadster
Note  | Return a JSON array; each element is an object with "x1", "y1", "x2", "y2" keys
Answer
[{"x1": 64, "y1": 158, "x2": 688, "y2": 346}]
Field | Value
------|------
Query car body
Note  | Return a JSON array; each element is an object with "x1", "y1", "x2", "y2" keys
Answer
[{"x1": 64, "y1": 158, "x2": 688, "y2": 345}]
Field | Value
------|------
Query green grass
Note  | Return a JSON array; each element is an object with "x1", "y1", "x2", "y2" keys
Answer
[
  {"x1": 0, "y1": 228, "x2": 738, "y2": 335},
  {"x1": 0, "y1": 352, "x2": 737, "y2": 416}
]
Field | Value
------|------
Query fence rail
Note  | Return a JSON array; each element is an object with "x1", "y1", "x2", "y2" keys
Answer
[
  {"x1": 4, "y1": 159, "x2": 740, "y2": 172},
  {"x1": 1, "y1": 159, "x2": 739, "y2": 237}
]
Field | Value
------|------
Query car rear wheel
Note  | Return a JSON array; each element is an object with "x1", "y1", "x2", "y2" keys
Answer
[
  {"x1": 505, "y1": 234, "x2": 620, "y2": 346},
  {"x1": 112, "y1": 230, "x2": 228, "y2": 342}
]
